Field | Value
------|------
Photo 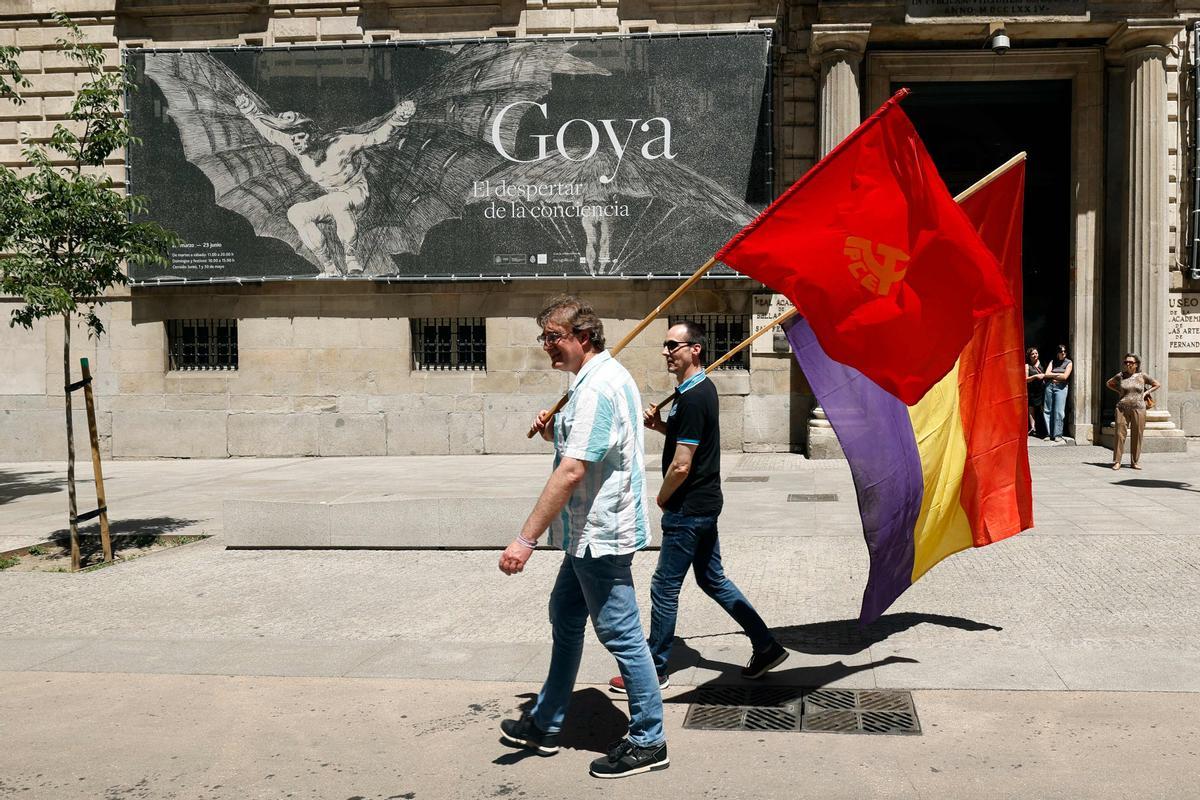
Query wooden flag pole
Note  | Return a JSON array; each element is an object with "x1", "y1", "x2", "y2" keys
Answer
[
  {"x1": 651, "y1": 306, "x2": 800, "y2": 410},
  {"x1": 524, "y1": 151, "x2": 1025, "y2": 440},
  {"x1": 954, "y1": 151, "x2": 1026, "y2": 203},
  {"x1": 639, "y1": 152, "x2": 1024, "y2": 417},
  {"x1": 527, "y1": 256, "x2": 719, "y2": 438}
]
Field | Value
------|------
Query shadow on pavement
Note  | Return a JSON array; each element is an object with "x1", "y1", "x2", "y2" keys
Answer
[
  {"x1": 495, "y1": 689, "x2": 628, "y2": 764},
  {"x1": 676, "y1": 612, "x2": 1000, "y2": 658},
  {"x1": 0, "y1": 467, "x2": 64, "y2": 505},
  {"x1": 663, "y1": 653, "x2": 919, "y2": 702},
  {"x1": 1115, "y1": 478, "x2": 1198, "y2": 492},
  {"x1": 772, "y1": 612, "x2": 1002, "y2": 655},
  {"x1": 38, "y1": 517, "x2": 202, "y2": 562}
]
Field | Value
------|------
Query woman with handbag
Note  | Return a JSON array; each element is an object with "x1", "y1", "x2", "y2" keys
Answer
[{"x1": 1105, "y1": 352, "x2": 1161, "y2": 470}]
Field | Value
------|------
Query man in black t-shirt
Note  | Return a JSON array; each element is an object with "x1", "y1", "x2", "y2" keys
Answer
[{"x1": 609, "y1": 321, "x2": 787, "y2": 694}]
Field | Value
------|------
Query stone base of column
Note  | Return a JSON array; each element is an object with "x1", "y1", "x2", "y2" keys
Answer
[
  {"x1": 806, "y1": 407, "x2": 845, "y2": 459},
  {"x1": 1098, "y1": 410, "x2": 1189, "y2": 453}
]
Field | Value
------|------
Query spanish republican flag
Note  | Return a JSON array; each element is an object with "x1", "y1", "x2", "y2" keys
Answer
[
  {"x1": 717, "y1": 90, "x2": 1011, "y2": 405},
  {"x1": 783, "y1": 157, "x2": 1031, "y2": 625}
]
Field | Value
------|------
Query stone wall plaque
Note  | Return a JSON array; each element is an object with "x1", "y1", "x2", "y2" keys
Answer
[
  {"x1": 751, "y1": 293, "x2": 793, "y2": 354},
  {"x1": 1168, "y1": 292, "x2": 1200, "y2": 353},
  {"x1": 907, "y1": 0, "x2": 1086, "y2": 18}
]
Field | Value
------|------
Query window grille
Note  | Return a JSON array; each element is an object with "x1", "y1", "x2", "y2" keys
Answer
[
  {"x1": 411, "y1": 317, "x2": 487, "y2": 371},
  {"x1": 669, "y1": 314, "x2": 750, "y2": 371},
  {"x1": 166, "y1": 319, "x2": 238, "y2": 371}
]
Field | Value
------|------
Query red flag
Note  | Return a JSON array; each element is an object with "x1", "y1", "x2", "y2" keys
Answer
[
  {"x1": 956, "y1": 158, "x2": 1034, "y2": 544},
  {"x1": 716, "y1": 90, "x2": 1011, "y2": 405}
]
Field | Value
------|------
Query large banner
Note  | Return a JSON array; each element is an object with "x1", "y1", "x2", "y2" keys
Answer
[{"x1": 126, "y1": 33, "x2": 771, "y2": 283}]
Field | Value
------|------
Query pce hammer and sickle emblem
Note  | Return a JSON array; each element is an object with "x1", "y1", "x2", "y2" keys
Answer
[{"x1": 844, "y1": 236, "x2": 910, "y2": 296}]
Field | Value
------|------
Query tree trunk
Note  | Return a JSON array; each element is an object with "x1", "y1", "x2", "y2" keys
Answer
[{"x1": 63, "y1": 314, "x2": 80, "y2": 571}]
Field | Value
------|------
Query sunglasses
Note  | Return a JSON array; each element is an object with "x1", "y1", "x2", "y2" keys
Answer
[
  {"x1": 662, "y1": 340, "x2": 697, "y2": 353},
  {"x1": 537, "y1": 330, "x2": 577, "y2": 345},
  {"x1": 1124, "y1": 360, "x2": 1137, "y2": 365}
]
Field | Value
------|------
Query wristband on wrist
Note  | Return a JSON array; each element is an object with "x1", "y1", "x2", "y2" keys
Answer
[{"x1": 517, "y1": 534, "x2": 538, "y2": 549}]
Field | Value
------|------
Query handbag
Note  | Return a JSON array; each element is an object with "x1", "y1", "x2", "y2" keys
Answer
[{"x1": 1145, "y1": 393, "x2": 1156, "y2": 410}]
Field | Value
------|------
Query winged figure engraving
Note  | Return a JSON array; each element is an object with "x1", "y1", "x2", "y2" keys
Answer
[{"x1": 142, "y1": 44, "x2": 609, "y2": 276}]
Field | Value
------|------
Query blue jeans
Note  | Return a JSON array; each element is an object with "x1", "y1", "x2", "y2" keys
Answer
[
  {"x1": 530, "y1": 552, "x2": 665, "y2": 748},
  {"x1": 647, "y1": 511, "x2": 774, "y2": 675},
  {"x1": 1043, "y1": 383, "x2": 1068, "y2": 439}
]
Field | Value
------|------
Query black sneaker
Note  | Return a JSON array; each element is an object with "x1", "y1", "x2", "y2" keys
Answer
[
  {"x1": 589, "y1": 738, "x2": 669, "y2": 778},
  {"x1": 499, "y1": 712, "x2": 559, "y2": 756},
  {"x1": 608, "y1": 673, "x2": 670, "y2": 694},
  {"x1": 741, "y1": 640, "x2": 789, "y2": 679}
]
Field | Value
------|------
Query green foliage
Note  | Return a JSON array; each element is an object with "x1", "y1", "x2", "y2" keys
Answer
[
  {"x1": 0, "y1": 555, "x2": 19, "y2": 570},
  {"x1": 1, "y1": 41, "x2": 32, "y2": 101},
  {"x1": 0, "y1": 12, "x2": 177, "y2": 337},
  {"x1": 27, "y1": 545, "x2": 45, "y2": 556}
]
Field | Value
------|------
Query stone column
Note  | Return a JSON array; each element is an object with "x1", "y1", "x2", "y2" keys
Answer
[
  {"x1": 806, "y1": 23, "x2": 870, "y2": 459},
  {"x1": 1108, "y1": 21, "x2": 1187, "y2": 451}
]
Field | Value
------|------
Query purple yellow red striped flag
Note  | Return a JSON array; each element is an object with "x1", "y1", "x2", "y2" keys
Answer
[{"x1": 785, "y1": 158, "x2": 1031, "y2": 624}]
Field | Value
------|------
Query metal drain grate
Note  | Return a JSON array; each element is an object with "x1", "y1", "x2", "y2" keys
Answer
[
  {"x1": 684, "y1": 687, "x2": 920, "y2": 735},
  {"x1": 787, "y1": 493, "x2": 839, "y2": 502},
  {"x1": 726, "y1": 476, "x2": 769, "y2": 483},
  {"x1": 801, "y1": 689, "x2": 920, "y2": 735},
  {"x1": 682, "y1": 686, "x2": 804, "y2": 732}
]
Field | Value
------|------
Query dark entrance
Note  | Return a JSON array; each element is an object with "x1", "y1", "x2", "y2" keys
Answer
[{"x1": 895, "y1": 80, "x2": 1073, "y2": 414}]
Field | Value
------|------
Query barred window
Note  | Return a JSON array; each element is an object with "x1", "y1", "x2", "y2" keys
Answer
[
  {"x1": 669, "y1": 314, "x2": 750, "y2": 371},
  {"x1": 166, "y1": 319, "x2": 238, "y2": 371},
  {"x1": 411, "y1": 317, "x2": 487, "y2": 371}
]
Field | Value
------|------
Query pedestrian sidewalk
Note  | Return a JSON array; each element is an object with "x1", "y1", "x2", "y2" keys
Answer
[
  {"x1": 2, "y1": 444, "x2": 1199, "y2": 695},
  {"x1": 2, "y1": 443, "x2": 1197, "y2": 552},
  {"x1": 4, "y1": 443, "x2": 1200, "y2": 798}
]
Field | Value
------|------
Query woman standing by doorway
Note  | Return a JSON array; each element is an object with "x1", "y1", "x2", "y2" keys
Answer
[
  {"x1": 1105, "y1": 352, "x2": 1161, "y2": 470},
  {"x1": 1026, "y1": 347, "x2": 1047, "y2": 438},
  {"x1": 1043, "y1": 344, "x2": 1072, "y2": 442}
]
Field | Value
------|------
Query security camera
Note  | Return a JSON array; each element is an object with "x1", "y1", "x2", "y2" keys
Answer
[{"x1": 988, "y1": 24, "x2": 1010, "y2": 54}]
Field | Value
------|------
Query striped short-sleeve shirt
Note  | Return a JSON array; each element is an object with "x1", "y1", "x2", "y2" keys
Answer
[{"x1": 550, "y1": 351, "x2": 650, "y2": 557}]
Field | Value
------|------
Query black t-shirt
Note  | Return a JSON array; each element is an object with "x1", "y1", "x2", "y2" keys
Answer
[
  {"x1": 1026, "y1": 363, "x2": 1044, "y2": 403},
  {"x1": 663, "y1": 374, "x2": 723, "y2": 516}
]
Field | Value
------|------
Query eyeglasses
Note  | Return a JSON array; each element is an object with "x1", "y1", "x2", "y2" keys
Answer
[
  {"x1": 537, "y1": 330, "x2": 576, "y2": 345},
  {"x1": 1123, "y1": 360, "x2": 1137, "y2": 365},
  {"x1": 662, "y1": 340, "x2": 697, "y2": 353}
]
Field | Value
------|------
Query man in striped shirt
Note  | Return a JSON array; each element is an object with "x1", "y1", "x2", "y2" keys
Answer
[{"x1": 498, "y1": 295, "x2": 667, "y2": 779}]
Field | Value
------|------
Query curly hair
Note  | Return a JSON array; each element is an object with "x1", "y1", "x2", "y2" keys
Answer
[{"x1": 536, "y1": 295, "x2": 606, "y2": 351}]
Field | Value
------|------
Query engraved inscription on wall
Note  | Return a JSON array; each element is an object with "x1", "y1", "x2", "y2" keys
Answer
[
  {"x1": 1169, "y1": 293, "x2": 1200, "y2": 353},
  {"x1": 907, "y1": 0, "x2": 1086, "y2": 18}
]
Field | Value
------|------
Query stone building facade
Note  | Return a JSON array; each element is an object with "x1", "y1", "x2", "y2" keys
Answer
[{"x1": 2, "y1": 0, "x2": 1198, "y2": 461}]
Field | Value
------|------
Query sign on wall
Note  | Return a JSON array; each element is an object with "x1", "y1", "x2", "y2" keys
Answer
[
  {"x1": 126, "y1": 33, "x2": 771, "y2": 283},
  {"x1": 906, "y1": 1, "x2": 1087, "y2": 17},
  {"x1": 751, "y1": 293, "x2": 792, "y2": 354},
  {"x1": 1169, "y1": 292, "x2": 1200, "y2": 353}
]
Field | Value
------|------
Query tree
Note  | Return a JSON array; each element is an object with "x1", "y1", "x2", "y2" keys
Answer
[{"x1": 1, "y1": 13, "x2": 177, "y2": 569}]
